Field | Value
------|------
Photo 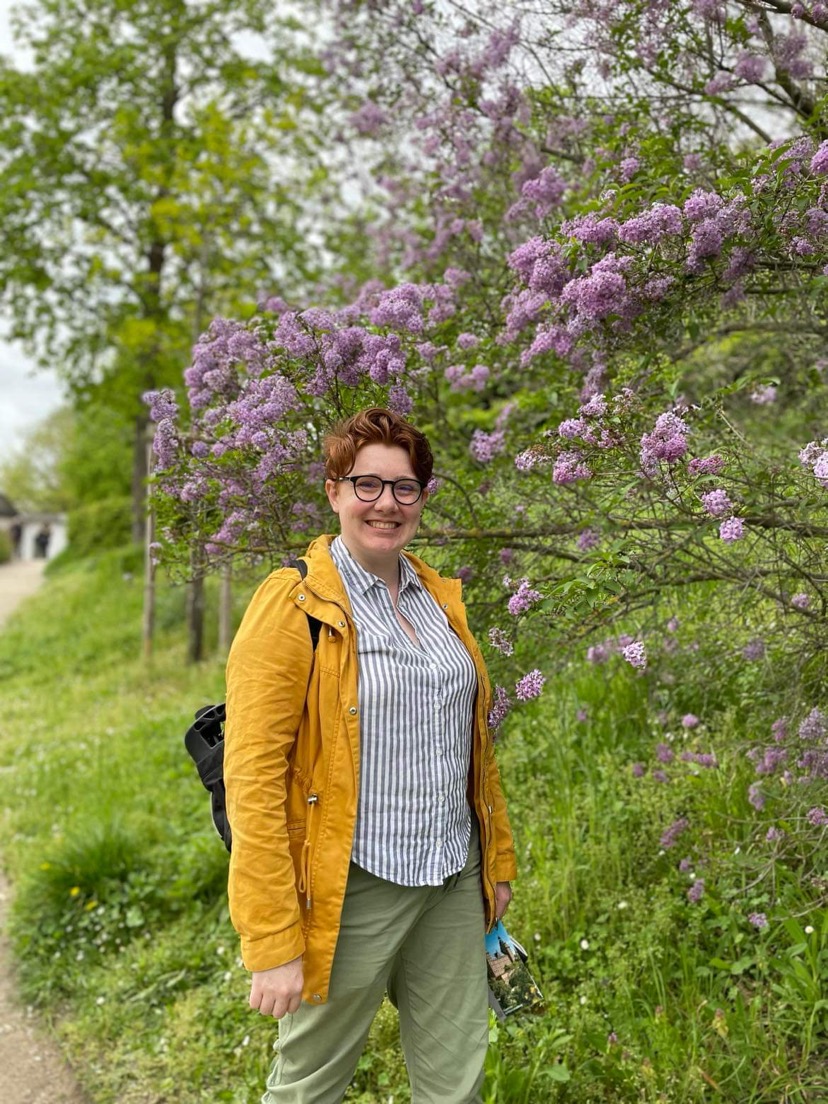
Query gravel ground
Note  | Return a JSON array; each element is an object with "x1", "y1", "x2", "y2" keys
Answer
[{"x1": 0, "y1": 559, "x2": 89, "y2": 1103}]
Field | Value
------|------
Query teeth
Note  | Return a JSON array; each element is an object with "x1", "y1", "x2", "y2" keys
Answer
[{"x1": 367, "y1": 522, "x2": 398, "y2": 529}]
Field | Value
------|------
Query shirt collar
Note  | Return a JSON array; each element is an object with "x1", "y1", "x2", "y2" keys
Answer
[{"x1": 330, "y1": 535, "x2": 423, "y2": 597}]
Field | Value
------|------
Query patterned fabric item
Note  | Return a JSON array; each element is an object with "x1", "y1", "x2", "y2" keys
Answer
[{"x1": 331, "y1": 536, "x2": 476, "y2": 886}]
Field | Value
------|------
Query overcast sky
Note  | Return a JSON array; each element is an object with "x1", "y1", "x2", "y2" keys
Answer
[{"x1": 0, "y1": 0, "x2": 64, "y2": 462}]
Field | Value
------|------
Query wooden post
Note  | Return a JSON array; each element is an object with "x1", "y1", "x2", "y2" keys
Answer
[{"x1": 142, "y1": 431, "x2": 156, "y2": 660}]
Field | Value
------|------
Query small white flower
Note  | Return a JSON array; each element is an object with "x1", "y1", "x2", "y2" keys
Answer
[
  {"x1": 241, "y1": 1035, "x2": 250, "y2": 1047},
  {"x1": 580, "y1": 938, "x2": 590, "y2": 950},
  {"x1": 96, "y1": 996, "x2": 105, "y2": 1006},
  {"x1": 734, "y1": 846, "x2": 741, "y2": 855},
  {"x1": 216, "y1": 945, "x2": 225, "y2": 956},
  {"x1": 805, "y1": 925, "x2": 815, "y2": 934},
  {"x1": 617, "y1": 900, "x2": 629, "y2": 910},
  {"x1": 579, "y1": 995, "x2": 587, "y2": 1005},
  {"x1": 533, "y1": 932, "x2": 541, "y2": 943}
]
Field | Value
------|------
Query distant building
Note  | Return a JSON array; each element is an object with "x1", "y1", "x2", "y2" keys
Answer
[{"x1": 0, "y1": 492, "x2": 67, "y2": 561}]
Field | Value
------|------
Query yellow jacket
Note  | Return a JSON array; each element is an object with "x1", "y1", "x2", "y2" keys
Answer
[{"x1": 225, "y1": 535, "x2": 517, "y2": 1004}]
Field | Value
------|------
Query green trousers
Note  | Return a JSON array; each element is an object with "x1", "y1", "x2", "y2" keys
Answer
[{"x1": 263, "y1": 825, "x2": 488, "y2": 1103}]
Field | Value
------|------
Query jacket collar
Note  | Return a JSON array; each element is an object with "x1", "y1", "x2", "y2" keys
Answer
[{"x1": 301, "y1": 534, "x2": 462, "y2": 611}]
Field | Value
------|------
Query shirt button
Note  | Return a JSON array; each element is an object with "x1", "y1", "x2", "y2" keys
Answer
[
  {"x1": 349, "y1": 707, "x2": 357, "y2": 715},
  {"x1": 298, "y1": 594, "x2": 306, "y2": 601},
  {"x1": 338, "y1": 620, "x2": 345, "y2": 628},
  {"x1": 312, "y1": 994, "x2": 322, "y2": 1003}
]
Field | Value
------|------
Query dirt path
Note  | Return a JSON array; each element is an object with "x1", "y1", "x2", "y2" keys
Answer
[{"x1": 0, "y1": 559, "x2": 88, "y2": 1103}]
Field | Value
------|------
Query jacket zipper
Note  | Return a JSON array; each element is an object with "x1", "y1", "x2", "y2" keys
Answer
[{"x1": 297, "y1": 792, "x2": 319, "y2": 910}]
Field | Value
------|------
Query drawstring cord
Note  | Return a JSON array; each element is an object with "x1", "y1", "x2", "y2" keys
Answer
[{"x1": 297, "y1": 793, "x2": 319, "y2": 909}]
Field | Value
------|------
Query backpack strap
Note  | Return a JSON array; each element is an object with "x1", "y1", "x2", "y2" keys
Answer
[{"x1": 294, "y1": 556, "x2": 322, "y2": 651}]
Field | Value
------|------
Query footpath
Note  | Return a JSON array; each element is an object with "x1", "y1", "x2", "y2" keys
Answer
[{"x1": 0, "y1": 559, "x2": 88, "y2": 1103}]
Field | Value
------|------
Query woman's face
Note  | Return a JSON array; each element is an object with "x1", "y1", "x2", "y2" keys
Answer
[{"x1": 325, "y1": 442, "x2": 428, "y2": 569}]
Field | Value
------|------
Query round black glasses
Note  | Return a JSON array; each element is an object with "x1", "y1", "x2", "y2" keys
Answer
[{"x1": 337, "y1": 475, "x2": 425, "y2": 505}]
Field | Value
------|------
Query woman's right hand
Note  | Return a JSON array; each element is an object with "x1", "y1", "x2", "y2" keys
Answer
[{"x1": 249, "y1": 956, "x2": 304, "y2": 1018}]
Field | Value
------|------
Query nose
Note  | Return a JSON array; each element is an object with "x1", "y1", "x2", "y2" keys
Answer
[{"x1": 374, "y1": 484, "x2": 400, "y2": 509}]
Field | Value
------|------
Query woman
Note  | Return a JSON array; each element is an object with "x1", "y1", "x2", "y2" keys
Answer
[{"x1": 225, "y1": 407, "x2": 516, "y2": 1103}]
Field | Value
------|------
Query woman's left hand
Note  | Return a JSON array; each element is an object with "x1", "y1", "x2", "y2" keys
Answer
[{"x1": 494, "y1": 881, "x2": 512, "y2": 923}]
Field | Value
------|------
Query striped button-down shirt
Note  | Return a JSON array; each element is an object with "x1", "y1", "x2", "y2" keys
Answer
[{"x1": 331, "y1": 537, "x2": 477, "y2": 886}]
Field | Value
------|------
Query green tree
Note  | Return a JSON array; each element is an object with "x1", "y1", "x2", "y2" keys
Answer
[{"x1": 0, "y1": 0, "x2": 325, "y2": 538}]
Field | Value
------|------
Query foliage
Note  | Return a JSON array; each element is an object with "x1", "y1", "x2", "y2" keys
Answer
[
  {"x1": 0, "y1": 0, "x2": 337, "y2": 529},
  {"x1": 65, "y1": 496, "x2": 134, "y2": 561},
  {"x1": 0, "y1": 555, "x2": 826, "y2": 1102},
  {"x1": 0, "y1": 407, "x2": 76, "y2": 512},
  {"x1": 0, "y1": 528, "x2": 11, "y2": 564}
]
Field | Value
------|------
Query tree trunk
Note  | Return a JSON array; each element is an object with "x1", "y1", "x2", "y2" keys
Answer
[
  {"x1": 218, "y1": 564, "x2": 233, "y2": 654},
  {"x1": 132, "y1": 413, "x2": 150, "y2": 544},
  {"x1": 187, "y1": 568, "x2": 206, "y2": 664}
]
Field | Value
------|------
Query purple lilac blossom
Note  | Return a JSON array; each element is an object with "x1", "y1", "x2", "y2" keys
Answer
[
  {"x1": 748, "y1": 783, "x2": 766, "y2": 811},
  {"x1": 748, "y1": 912, "x2": 768, "y2": 930},
  {"x1": 687, "y1": 879, "x2": 705, "y2": 903},
  {"x1": 499, "y1": 548, "x2": 514, "y2": 565},
  {"x1": 470, "y1": 429, "x2": 506, "y2": 462},
  {"x1": 488, "y1": 627, "x2": 514, "y2": 657},
  {"x1": 488, "y1": 686, "x2": 512, "y2": 732},
  {"x1": 640, "y1": 412, "x2": 689, "y2": 472},
  {"x1": 799, "y1": 708, "x2": 827, "y2": 741},
  {"x1": 750, "y1": 384, "x2": 777, "y2": 405},
  {"x1": 811, "y1": 141, "x2": 828, "y2": 174},
  {"x1": 771, "y1": 718, "x2": 788, "y2": 742},
  {"x1": 700, "y1": 489, "x2": 733, "y2": 517},
  {"x1": 688, "y1": 455, "x2": 725, "y2": 475},
  {"x1": 553, "y1": 450, "x2": 592, "y2": 484},
  {"x1": 719, "y1": 517, "x2": 745, "y2": 542},
  {"x1": 515, "y1": 670, "x2": 546, "y2": 701},
  {"x1": 660, "y1": 817, "x2": 689, "y2": 849},
  {"x1": 508, "y1": 578, "x2": 543, "y2": 616},
  {"x1": 587, "y1": 643, "x2": 610, "y2": 664},
  {"x1": 577, "y1": 528, "x2": 600, "y2": 551},
  {"x1": 622, "y1": 641, "x2": 647, "y2": 670},
  {"x1": 791, "y1": 593, "x2": 811, "y2": 610}
]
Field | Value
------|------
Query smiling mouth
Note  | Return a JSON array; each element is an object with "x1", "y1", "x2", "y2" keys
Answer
[{"x1": 366, "y1": 521, "x2": 400, "y2": 529}]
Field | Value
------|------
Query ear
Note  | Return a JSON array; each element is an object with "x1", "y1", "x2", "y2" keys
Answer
[{"x1": 325, "y1": 479, "x2": 342, "y2": 514}]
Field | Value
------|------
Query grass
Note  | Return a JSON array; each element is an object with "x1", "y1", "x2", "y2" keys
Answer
[{"x1": 0, "y1": 549, "x2": 825, "y2": 1102}]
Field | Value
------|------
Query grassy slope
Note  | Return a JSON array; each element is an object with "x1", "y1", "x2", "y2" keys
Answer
[{"x1": 0, "y1": 552, "x2": 825, "y2": 1103}]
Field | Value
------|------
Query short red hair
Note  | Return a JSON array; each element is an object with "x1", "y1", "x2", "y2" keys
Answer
[{"x1": 323, "y1": 407, "x2": 433, "y2": 484}]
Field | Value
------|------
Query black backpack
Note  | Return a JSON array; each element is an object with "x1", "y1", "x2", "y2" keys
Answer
[{"x1": 183, "y1": 558, "x2": 321, "y2": 851}]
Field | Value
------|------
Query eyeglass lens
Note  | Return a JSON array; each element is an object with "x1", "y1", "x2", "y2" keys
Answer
[{"x1": 352, "y1": 477, "x2": 422, "y2": 503}]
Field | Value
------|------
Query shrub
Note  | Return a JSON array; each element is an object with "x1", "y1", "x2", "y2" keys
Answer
[{"x1": 66, "y1": 496, "x2": 132, "y2": 560}]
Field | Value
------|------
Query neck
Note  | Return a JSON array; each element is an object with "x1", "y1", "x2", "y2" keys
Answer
[{"x1": 340, "y1": 540, "x2": 401, "y2": 594}]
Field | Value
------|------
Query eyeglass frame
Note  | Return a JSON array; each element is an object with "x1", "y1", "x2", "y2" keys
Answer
[{"x1": 336, "y1": 475, "x2": 426, "y2": 504}]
